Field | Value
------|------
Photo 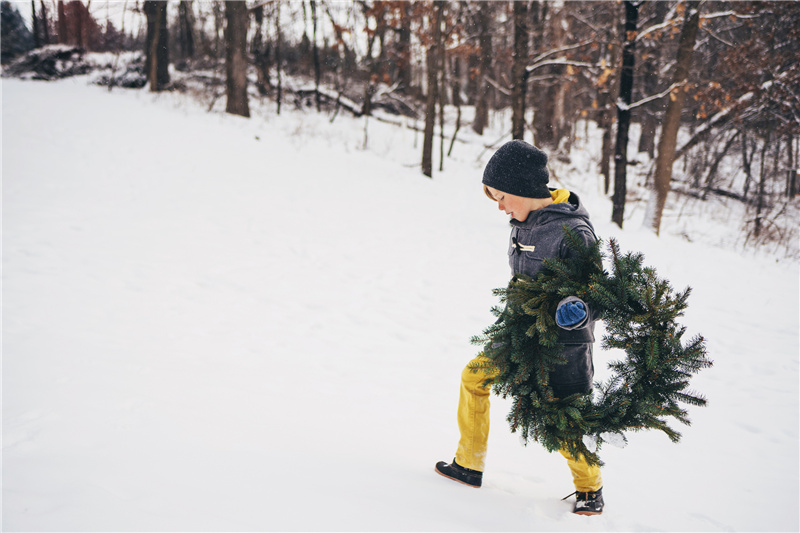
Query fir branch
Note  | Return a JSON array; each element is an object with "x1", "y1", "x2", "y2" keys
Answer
[{"x1": 475, "y1": 228, "x2": 712, "y2": 467}]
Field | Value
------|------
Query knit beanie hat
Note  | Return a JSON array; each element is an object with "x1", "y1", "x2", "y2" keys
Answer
[{"x1": 482, "y1": 140, "x2": 550, "y2": 198}]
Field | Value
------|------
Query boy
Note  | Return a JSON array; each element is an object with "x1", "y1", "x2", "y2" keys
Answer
[{"x1": 435, "y1": 140, "x2": 604, "y2": 516}]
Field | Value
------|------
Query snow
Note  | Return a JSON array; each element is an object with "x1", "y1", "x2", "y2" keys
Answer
[{"x1": 3, "y1": 77, "x2": 798, "y2": 532}]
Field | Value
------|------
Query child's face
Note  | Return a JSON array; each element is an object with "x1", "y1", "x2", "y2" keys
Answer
[{"x1": 486, "y1": 186, "x2": 535, "y2": 222}]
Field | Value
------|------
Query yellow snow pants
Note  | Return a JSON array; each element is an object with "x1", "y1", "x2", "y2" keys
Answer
[{"x1": 455, "y1": 354, "x2": 602, "y2": 492}]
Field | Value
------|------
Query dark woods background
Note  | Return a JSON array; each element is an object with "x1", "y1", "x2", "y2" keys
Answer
[{"x1": 3, "y1": 0, "x2": 799, "y2": 250}]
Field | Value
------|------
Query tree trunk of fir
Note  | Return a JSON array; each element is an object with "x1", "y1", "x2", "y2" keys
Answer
[
  {"x1": 422, "y1": 1, "x2": 444, "y2": 178},
  {"x1": 225, "y1": 0, "x2": 250, "y2": 118},
  {"x1": 511, "y1": 0, "x2": 529, "y2": 141},
  {"x1": 647, "y1": 1, "x2": 701, "y2": 235},
  {"x1": 611, "y1": 1, "x2": 639, "y2": 228},
  {"x1": 472, "y1": 2, "x2": 491, "y2": 135},
  {"x1": 144, "y1": 1, "x2": 170, "y2": 92}
]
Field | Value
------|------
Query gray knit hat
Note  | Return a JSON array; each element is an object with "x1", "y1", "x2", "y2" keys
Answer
[{"x1": 482, "y1": 140, "x2": 550, "y2": 198}]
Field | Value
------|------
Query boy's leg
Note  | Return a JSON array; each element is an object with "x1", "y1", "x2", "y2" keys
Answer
[
  {"x1": 454, "y1": 354, "x2": 496, "y2": 472},
  {"x1": 559, "y1": 448, "x2": 602, "y2": 492},
  {"x1": 436, "y1": 354, "x2": 495, "y2": 487}
]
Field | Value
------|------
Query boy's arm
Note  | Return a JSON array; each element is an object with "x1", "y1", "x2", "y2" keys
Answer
[
  {"x1": 555, "y1": 296, "x2": 590, "y2": 330},
  {"x1": 555, "y1": 227, "x2": 596, "y2": 330}
]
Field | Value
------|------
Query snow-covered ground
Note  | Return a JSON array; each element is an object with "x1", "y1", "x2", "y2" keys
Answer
[{"x1": 2, "y1": 77, "x2": 798, "y2": 532}]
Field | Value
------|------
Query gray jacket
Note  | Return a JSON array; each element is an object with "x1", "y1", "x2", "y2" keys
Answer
[{"x1": 508, "y1": 191, "x2": 597, "y2": 396}]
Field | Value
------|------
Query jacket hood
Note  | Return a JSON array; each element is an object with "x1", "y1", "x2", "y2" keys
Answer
[{"x1": 510, "y1": 190, "x2": 594, "y2": 231}]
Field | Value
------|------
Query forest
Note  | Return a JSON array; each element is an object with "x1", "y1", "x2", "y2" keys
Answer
[{"x1": 2, "y1": 0, "x2": 799, "y2": 254}]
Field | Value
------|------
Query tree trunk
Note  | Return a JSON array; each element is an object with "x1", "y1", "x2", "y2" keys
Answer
[
  {"x1": 397, "y1": 3, "x2": 412, "y2": 93},
  {"x1": 472, "y1": 2, "x2": 491, "y2": 135},
  {"x1": 439, "y1": 13, "x2": 447, "y2": 172},
  {"x1": 310, "y1": 0, "x2": 321, "y2": 112},
  {"x1": 741, "y1": 131, "x2": 753, "y2": 200},
  {"x1": 599, "y1": 89, "x2": 613, "y2": 194},
  {"x1": 532, "y1": 1, "x2": 564, "y2": 149},
  {"x1": 276, "y1": 0, "x2": 282, "y2": 115},
  {"x1": 40, "y1": 1, "x2": 51, "y2": 45},
  {"x1": 144, "y1": 1, "x2": 170, "y2": 91},
  {"x1": 213, "y1": 2, "x2": 223, "y2": 65},
  {"x1": 646, "y1": 1, "x2": 701, "y2": 235},
  {"x1": 637, "y1": 57, "x2": 658, "y2": 157},
  {"x1": 637, "y1": 0, "x2": 669, "y2": 158},
  {"x1": 225, "y1": 0, "x2": 250, "y2": 118},
  {"x1": 57, "y1": 1, "x2": 67, "y2": 44},
  {"x1": 178, "y1": 0, "x2": 195, "y2": 61},
  {"x1": 31, "y1": 0, "x2": 41, "y2": 48},
  {"x1": 448, "y1": 55, "x2": 462, "y2": 157},
  {"x1": 611, "y1": 1, "x2": 639, "y2": 228},
  {"x1": 511, "y1": 0, "x2": 529, "y2": 140},
  {"x1": 155, "y1": 1, "x2": 169, "y2": 88},
  {"x1": 702, "y1": 130, "x2": 739, "y2": 200},
  {"x1": 252, "y1": 5, "x2": 269, "y2": 96},
  {"x1": 754, "y1": 129, "x2": 770, "y2": 238},
  {"x1": 787, "y1": 135, "x2": 797, "y2": 197},
  {"x1": 422, "y1": 1, "x2": 444, "y2": 178}
]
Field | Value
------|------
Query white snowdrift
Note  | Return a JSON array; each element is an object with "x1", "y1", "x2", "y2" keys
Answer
[{"x1": 2, "y1": 77, "x2": 798, "y2": 532}]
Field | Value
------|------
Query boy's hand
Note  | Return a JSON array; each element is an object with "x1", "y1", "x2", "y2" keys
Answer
[{"x1": 556, "y1": 300, "x2": 587, "y2": 328}]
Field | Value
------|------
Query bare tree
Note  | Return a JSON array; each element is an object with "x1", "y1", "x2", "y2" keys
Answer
[
  {"x1": 635, "y1": 1, "x2": 669, "y2": 158},
  {"x1": 39, "y1": 0, "x2": 51, "y2": 45},
  {"x1": 57, "y1": 0, "x2": 67, "y2": 44},
  {"x1": 422, "y1": 1, "x2": 444, "y2": 178},
  {"x1": 31, "y1": 0, "x2": 40, "y2": 48},
  {"x1": 611, "y1": 1, "x2": 640, "y2": 228},
  {"x1": 310, "y1": 0, "x2": 321, "y2": 112},
  {"x1": 472, "y1": 2, "x2": 492, "y2": 135},
  {"x1": 275, "y1": 0, "x2": 283, "y2": 115},
  {"x1": 645, "y1": 1, "x2": 701, "y2": 235},
  {"x1": 144, "y1": 0, "x2": 169, "y2": 91},
  {"x1": 178, "y1": 0, "x2": 195, "y2": 61},
  {"x1": 511, "y1": 0, "x2": 529, "y2": 140},
  {"x1": 224, "y1": 0, "x2": 249, "y2": 117}
]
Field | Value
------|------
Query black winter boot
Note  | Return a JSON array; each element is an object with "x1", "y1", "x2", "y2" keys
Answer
[
  {"x1": 435, "y1": 459, "x2": 482, "y2": 488},
  {"x1": 563, "y1": 487, "x2": 604, "y2": 515}
]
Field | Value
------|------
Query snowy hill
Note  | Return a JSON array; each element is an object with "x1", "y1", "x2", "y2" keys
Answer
[{"x1": 3, "y1": 77, "x2": 798, "y2": 531}]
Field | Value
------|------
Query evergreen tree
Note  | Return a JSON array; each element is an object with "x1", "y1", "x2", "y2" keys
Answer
[{"x1": 1, "y1": 1, "x2": 34, "y2": 65}]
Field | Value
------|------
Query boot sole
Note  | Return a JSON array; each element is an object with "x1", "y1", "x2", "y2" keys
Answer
[{"x1": 434, "y1": 466, "x2": 481, "y2": 488}]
